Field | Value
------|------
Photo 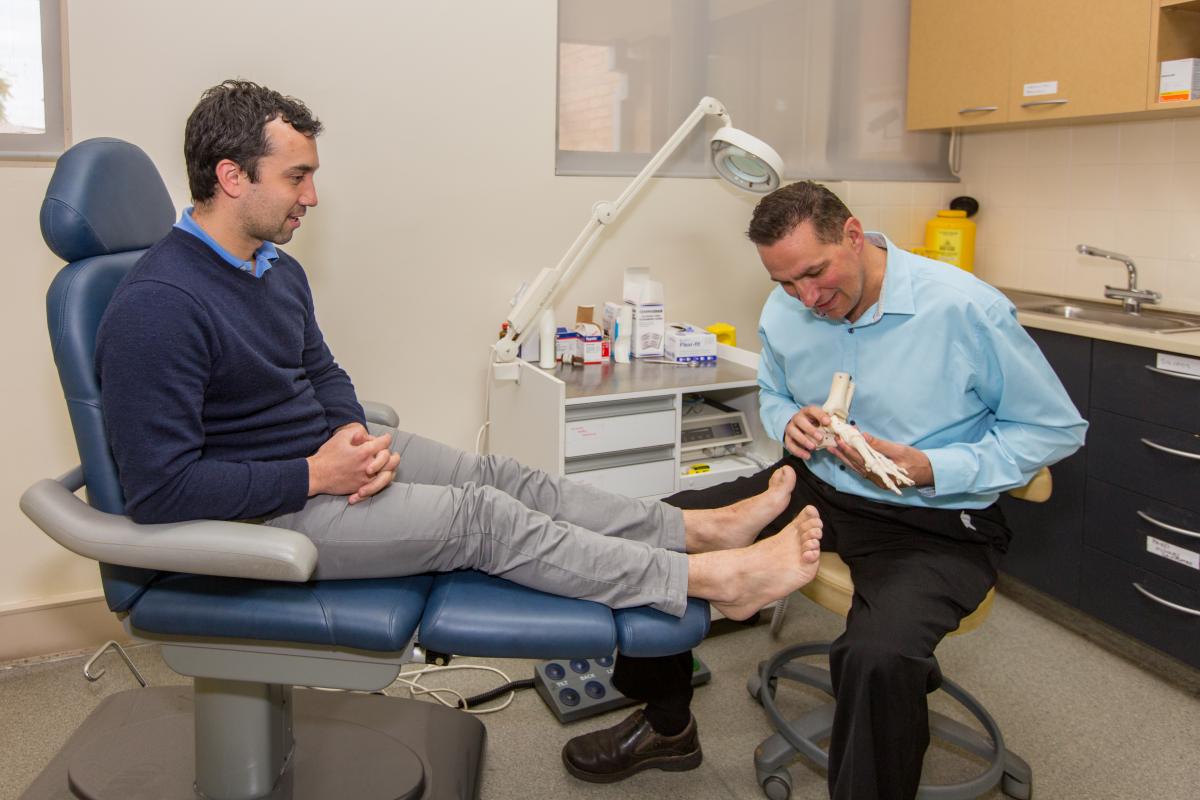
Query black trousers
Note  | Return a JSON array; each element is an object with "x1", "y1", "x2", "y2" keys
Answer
[{"x1": 612, "y1": 456, "x2": 1010, "y2": 800}]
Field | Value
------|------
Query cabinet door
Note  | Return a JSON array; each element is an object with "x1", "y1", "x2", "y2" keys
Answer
[
  {"x1": 998, "y1": 328, "x2": 1091, "y2": 606},
  {"x1": 1009, "y1": 0, "x2": 1152, "y2": 122},
  {"x1": 907, "y1": 0, "x2": 1010, "y2": 130}
]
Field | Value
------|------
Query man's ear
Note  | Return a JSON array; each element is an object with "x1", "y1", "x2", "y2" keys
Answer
[
  {"x1": 842, "y1": 216, "x2": 865, "y2": 251},
  {"x1": 214, "y1": 159, "x2": 246, "y2": 199}
]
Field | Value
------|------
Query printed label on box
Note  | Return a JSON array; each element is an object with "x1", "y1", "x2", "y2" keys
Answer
[{"x1": 1146, "y1": 536, "x2": 1199, "y2": 570}]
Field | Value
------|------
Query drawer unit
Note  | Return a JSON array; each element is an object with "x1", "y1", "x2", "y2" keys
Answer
[
  {"x1": 1091, "y1": 340, "x2": 1200, "y2": 434},
  {"x1": 1085, "y1": 479, "x2": 1200, "y2": 589},
  {"x1": 564, "y1": 397, "x2": 676, "y2": 459},
  {"x1": 1088, "y1": 409, "x2": 1200, "y2": 513},
  {"x1": 1080, "y1": 546, "x2": 1200, "y2": 669},
  {"x1": 564, "y1": 448, "x2": 677, "y2": 498}
]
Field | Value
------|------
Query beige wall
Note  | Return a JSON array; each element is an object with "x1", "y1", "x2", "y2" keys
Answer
[{"x1": 9, "y1": 0, "x2": 1188, "y2": 656}]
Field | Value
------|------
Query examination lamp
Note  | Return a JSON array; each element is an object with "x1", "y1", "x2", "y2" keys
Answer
[{"x1": 493, "y1": 96, "x2": 783, "y2": 373}]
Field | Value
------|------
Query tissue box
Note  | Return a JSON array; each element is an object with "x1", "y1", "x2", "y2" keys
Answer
[
  {"x1": 623, "y1": 268, "x2": 665, "y2": 358},
  {"x1": 1160, "y1": 58, "x2": 1200, "y2": 102},
  {"x1": 664, "y1": 324, "x2": 717, "y2": 363}
]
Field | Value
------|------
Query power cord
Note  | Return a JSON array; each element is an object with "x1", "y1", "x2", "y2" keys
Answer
[{"x1": 390, "y1": 662, "x2": 534, "y2": 715}]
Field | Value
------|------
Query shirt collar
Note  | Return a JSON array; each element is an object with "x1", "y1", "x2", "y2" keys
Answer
[
  {"x1": 854, "y1": 231, "x2": 915, "y2": 325},
  {"x1": 175, "y1": 207, "x2": 278, "y2": 278}
]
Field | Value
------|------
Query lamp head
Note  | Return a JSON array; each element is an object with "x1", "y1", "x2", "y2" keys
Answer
[{"x1": 710, "y1": 126, "x2": 783, "y2": 193}]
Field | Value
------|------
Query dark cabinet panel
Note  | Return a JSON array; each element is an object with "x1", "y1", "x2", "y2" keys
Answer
[
  {"x1": 999, "y1": 327, "x2": 1090, "y2": 605},
  {"x1": 1088, "y1": 409, "x2": 1200, "y2": 514},
  {"x1": 1080, "y1": 546, "x2": 1200, "y2": 669},
  {"x1": 1091, "y1": 339, "x2": 1200, "y2": 433},
  {"x1": 1084, "y1": 479, "x2": 1200, "y2": 589}
]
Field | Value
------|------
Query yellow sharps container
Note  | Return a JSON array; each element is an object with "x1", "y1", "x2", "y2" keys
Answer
[{"x1": 923, "y1": 209, "x2": 975, "y2": 272}]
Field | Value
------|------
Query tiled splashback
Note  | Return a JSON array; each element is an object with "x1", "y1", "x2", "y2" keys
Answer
[{"x1": 824, "y1": 116, "x2": 1200, "y2": 314}]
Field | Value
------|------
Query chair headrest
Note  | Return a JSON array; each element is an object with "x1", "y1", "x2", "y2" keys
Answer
[{"x1": 40, "y1": 137, "x2": 176, "y2": 263}]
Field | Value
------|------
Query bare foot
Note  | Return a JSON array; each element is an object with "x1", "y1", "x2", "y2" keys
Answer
[
  {"x1": 687, "y1": 505, "x2": 823, "y2": 621},
  {"x1": 683, "y1": 466, "x2": 796, "y2": 553}
]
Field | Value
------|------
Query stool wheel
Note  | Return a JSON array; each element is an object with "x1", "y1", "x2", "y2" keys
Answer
[
  {"x1": 1002, "y1": 771, "x2": 1032, "y2": 799},
  {"x1": 761, "y1": 768, "x2": 792, "y2": 800}
]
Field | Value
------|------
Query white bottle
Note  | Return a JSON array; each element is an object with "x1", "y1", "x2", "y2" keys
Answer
[
  {"x1": 613, "y1": 305, "x2": 633, "y2": 364},
  {"x1": 538, "y1": 310, "x2": 557, "y2": 369}
]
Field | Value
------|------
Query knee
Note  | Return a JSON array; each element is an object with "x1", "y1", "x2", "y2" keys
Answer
[{"x1": 830, "y1": 628, "x2": 936, "y2": 691}]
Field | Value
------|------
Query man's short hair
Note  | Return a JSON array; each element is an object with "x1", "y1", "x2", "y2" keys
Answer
[
  {"x1": 747, "y1": 181, "x2": 852, "y2": 246},
  {"x1": 184, "y1": 79, "x2": 323, "y2": 203}
]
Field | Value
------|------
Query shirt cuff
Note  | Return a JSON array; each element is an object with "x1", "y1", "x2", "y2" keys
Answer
[
  {"x1": 923, "y1": 446, "x2": 978, "y2": 498},
  {"x1": 278, "y1": 457, "x2": 311, "y2": 514}
]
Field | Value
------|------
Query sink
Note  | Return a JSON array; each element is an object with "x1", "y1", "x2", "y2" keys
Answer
[{"x1": 1021, "y1": 302, "x2": 1200, "y2": 332}]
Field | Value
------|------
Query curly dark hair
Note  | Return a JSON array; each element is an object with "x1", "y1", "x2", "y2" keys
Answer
[
  {"x1": 746, "y1": 181, "x2": 852, "y2": 246},
  {"x1": 184, "y1": 79, "x2": 323, "y2": 203}
]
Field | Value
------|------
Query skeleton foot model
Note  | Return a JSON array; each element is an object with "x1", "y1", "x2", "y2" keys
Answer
[{"x1": 820, "y1": 372, "x2": 915, "y2": 495}]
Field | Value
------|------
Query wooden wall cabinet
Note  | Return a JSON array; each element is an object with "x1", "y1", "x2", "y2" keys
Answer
[{"x1": 908, "y1": 0, "x2": 1194, "y2": 130}]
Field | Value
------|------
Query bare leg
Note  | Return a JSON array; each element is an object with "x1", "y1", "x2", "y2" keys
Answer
[
  {"x1": 686, "y1": 505, "x2": 823, "y2": 620},
  {"x1": 682, "y1": 465, "x2": 796, "y2": 553}
]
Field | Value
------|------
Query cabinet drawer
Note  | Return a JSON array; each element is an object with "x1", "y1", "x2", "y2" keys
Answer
[
  {"x1": 564, "y1": 398, "x2": 676, "y2": 458},
  {"x1": 1080, "y1": 547, "x2": 1200, "y2": 669},
  {"x1": 1087, "y1": 409, "x2": 1200, "y2": 513},
  {"x1": 1085, "y1": 479, "x2": 1200, "y2": 588},
  {"x1": 565, "y1": 456, "x2": 676, "y2": 499},
  {"x1": 1091, "y1": 340, "x2": 1200, "y2": 432}
]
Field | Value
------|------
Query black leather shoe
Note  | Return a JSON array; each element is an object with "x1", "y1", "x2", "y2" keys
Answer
[{"x1": 562, "y1": 709, "x2": 702, "y2": 783}]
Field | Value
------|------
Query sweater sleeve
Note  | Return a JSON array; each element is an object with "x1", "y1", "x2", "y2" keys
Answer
[
  {"x1": 297, "y1": 273, "x2": 365, "y2": 431},
  {"x1": 97, "y1": 282, "x2": 311, "y2": 523}
]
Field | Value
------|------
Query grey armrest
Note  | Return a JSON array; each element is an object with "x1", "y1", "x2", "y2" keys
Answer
[
  {"x1": 20, "y1": 469, "x2": 317, "y2": 582},
  {"x1": 362, "y1": 400, "x2": 399, "y2": 428}
]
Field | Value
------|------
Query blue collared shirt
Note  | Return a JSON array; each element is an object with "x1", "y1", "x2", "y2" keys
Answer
[
  {"x1": 174, "y1": 207, "x2": 278, "y2": 278},
  {"x1": 757, "y1": 232, "x2": 1087, "y2": 509}
]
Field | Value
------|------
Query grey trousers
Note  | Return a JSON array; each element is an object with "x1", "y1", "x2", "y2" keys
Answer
[{"x1": 265, "y1": 424, "x2": 690, "y2": 616}]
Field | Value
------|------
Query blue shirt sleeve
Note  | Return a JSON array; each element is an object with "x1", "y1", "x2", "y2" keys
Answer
[
  {"x1": 922, "y1": 300, "x2": 1088, "y2": 497},
  {"x1": 757, "y1": 321, "x2": 801, "y2": 443}
]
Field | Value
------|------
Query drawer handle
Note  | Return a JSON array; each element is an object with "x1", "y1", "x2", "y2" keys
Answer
[
  {"x1": 1132, "y1": 582, "x2": 1200, "y2": 617},
  {"x1": 1140, "y1": 437, "x2": 1200, "y2": 461},
  {"x1": 1137, "y1": 510, "x2": 1200, "y2": 540},
  {"x1": 1144, "y1": 365, "x2": 1200, "y2": 382},
  {"x1": 1021, "y1": 99, "x2": 1069, "y2": 108},
  {"x1": 957, "y1": 105, "x2": 999, "y2": 114}
]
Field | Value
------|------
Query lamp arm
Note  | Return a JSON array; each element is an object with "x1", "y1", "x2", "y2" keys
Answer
[{"x1": 494, "y1": 96, "x2": 731, "y2": 363}]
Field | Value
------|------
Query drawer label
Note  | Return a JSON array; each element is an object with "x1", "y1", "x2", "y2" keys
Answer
[
  {"x1": 1023, "y1": 80, "x2": 1058, "y2": 97},
  {"x1": 1146, "y1": 536, "x2": 1199, "y2": 570},
  {"x1": 1155, "y1": 352, "x2": 1200, "y2": 378}
]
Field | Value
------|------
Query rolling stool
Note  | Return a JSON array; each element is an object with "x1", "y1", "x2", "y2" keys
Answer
[{"x1": 747, "y1": 469, "x2": 1052, "y2": 800}]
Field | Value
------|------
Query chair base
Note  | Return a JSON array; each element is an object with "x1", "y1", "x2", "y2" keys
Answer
[
  {"x1": 21, "y1": 685, "x2": 485, "y2": 800},
  {"x1": 746, "y1": 642, "x2": 1032, "y2": 800}
]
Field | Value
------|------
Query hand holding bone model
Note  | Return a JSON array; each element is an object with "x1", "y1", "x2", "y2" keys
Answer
[{"x1": 819, "y1": 373, "x2": 917, "y2": 496}]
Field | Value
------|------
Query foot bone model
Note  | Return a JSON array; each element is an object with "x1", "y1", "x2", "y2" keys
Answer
[{"x1": 820, "y1": 372, "x2": 915, "y2": 495}]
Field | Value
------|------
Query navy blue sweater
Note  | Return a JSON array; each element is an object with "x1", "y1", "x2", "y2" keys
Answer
[{"x1": 95, "y1": 228, "x2": 365, "y2": 523}]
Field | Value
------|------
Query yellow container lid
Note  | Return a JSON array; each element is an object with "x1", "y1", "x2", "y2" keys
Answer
[{"x1": 937, "y1": 209, "x2": 968, "y2": 218}]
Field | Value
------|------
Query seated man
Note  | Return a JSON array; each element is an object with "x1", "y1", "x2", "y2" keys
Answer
[
  {"x1": 94, "y1": 79, "x2": 824, "y2": 625},
  {"x1": 562, "y1": 181, "x2": 1087, "y2": 799}
]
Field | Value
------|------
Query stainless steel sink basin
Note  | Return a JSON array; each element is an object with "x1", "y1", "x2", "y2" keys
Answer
[{"x1": 1021, "y1": 302, "x2": 1200, "y2": 333}]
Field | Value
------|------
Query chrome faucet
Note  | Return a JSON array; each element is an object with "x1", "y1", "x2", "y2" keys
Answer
[{"x1": 1077, "y1": 244, "x2": 1161, "y2": 314}]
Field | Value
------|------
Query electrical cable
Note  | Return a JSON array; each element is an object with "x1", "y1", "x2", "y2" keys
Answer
[{"x1": 390, "y1": 662, "x2": 525, "y2": 715}]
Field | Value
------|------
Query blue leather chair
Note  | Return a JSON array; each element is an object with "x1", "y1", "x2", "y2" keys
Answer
[{"x1": 20, "y1": 138, "x2": 709, "y2": 800}]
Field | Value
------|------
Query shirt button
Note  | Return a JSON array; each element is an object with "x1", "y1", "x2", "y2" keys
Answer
[
  {"x1": 848, "y1": 328, "x2": 854, "y2": 334},
  {"x1": 838, "y1": 465, "x2": 846, "y2": 471}
]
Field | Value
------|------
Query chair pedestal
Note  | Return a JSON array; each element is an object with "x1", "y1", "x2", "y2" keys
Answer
[
  {"x1": 746, "y1": 642, "x2": 1032, "y2": 800},
  {"x1": 22, "y1": 685, "x2": 484, "y2": 800}
]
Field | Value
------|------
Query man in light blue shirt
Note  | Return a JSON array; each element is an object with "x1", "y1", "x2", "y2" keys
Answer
[{"x1": 565, "y1": 182, "x2": 1085, "y2": 799}]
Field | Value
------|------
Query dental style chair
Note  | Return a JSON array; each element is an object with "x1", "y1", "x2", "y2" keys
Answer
[
  {"x1": 747, "y1": 470, "x2": 1050, "y2": 800},
  {"x1": 19, "y1": 138, "x2": 709, "y2": 800}
]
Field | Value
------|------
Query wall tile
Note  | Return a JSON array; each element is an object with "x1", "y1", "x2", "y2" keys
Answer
[
  {"x1": 878, "y1": 182, "x2": 913, "y2": 206},
  {"x1": 1168, "y1": 211, "x2": 1200, "y2": 261},
  {"x1": 1021, "y1": 248, "x2": 1069, "y2": 296},
  {"x1": 1173, "y1": 117, "x2": 1200, "y2": 162},
  {"x1": 1068, "y1": 208, "x2": 1119, "y2": 251},
  {"x1": 880, "y1": 206, "x2": 912, "y2": 247},
  {"x1": 1024, "y1": 208, "x2": 1073, "y2": 251},
  {"x1": 1063, "y1": 250, "x2": 1117, "y2": 301},
  {"x1": 1023, "y1": 162, "x2": 1071, "y2": 209},
  {"x1": 1115, "y1": 208, "x2": 1172, "y2": 261},
  {"x1": 1117, "y1": 162, "x2": 1174, "y2": 211},
  {"x1": 1026, "y1": 127, "x2": 1072, "y2": 167},
  {"x1": 1070, "y1": 124, "x2": 1120, "y2": 165},
  {"x1": 976, "y1": 205, "x2": 1023, "y2": 253},
  {"x1": 1168, "y1": 162, "x2": 1200, "y2": 212},
  {"x1": 975, "y1": 245, "x2": 1023, "y2": 290},
  {"x1": 1067, "y1": 163, "x2": 1120, "y2": 210},
  {"x1": 1118, "y1": 120, "x2": 1175, "y2": 165},
  {"x1": 846, "y1": 181, "x2": 882, "y2": 206},
  {"x1": 989, "y1": 129, "x2": 1029, "y2": 167}
]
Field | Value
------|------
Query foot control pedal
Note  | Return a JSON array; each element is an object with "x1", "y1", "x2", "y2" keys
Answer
[{"x1": 533, "y1": 652, "x2": 710, "y2": 723}]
